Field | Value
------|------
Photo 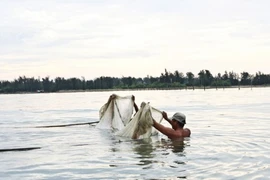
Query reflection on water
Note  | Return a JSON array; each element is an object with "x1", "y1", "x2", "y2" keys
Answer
[
  {"x1": 133, "y1": 138, "x2": 156, "y2": 167},
  {"x1": 133, "y1": 138, "x2": 155, "y2": 158},
  {"x1": 131, "y1": 136, "x2": 189, "y2": 173},
  {"x1": 160, "y1": 138, "x2": 188, "y2": 154},
  {"x1": 132, "y1": 136, "x2": 188, "y2": 156}
]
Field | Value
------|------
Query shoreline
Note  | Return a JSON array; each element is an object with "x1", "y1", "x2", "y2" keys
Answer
[{"x1": 0, "y1": 85, "x2": 269, "y2": 95}]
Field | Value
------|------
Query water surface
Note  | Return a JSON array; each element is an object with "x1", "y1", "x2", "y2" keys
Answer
[{"x1": 0, "y1": 88, "x2": 269, "y2": 179}]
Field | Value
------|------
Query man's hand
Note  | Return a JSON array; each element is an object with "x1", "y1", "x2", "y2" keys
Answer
[
  {"x1": 132, "y1": 95, "x2": 135, "y2": 101},
  {"x1": 109, "y1": 94, "x2": 116, "y2": 100},
  {"x1": 162, "y1": 111, "x2": 169, "y2": 120}
]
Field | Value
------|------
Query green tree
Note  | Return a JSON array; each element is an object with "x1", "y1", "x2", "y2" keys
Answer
[
  {"x1": 222, "y1": 71, "x2": 229, "y2": 81},
  {"x1": 204, "y1": 70, "x2": 213, "y2": 86},
  {"x1": 240, "y1": 71, "x2": 251, "y2": 85},
  {"x1": 175, "y1": 70, "x2": 184, "y2": 84},
  {"x1": 186, "y1": 72, "x2": 194, "y2": 87},
  {"x1": 228, "y1": 71, "x2": 239, "y2": 86},
  {"x1": 198, "y1": 70, "x2": 205, "y2": 87},
  {"x1": 42, "y1": 76, "x2": 54, "y2": 92}
]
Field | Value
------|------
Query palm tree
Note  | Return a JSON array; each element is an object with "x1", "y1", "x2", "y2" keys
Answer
[
  {"x1": 198, "y1": 70, "x2": 205, "y2": 88},
  {"x1": 186, "y1": 72, "x2": 194, "y2": 89}
]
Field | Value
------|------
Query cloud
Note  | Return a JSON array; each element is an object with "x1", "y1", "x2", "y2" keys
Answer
[{"x1": 1, "y1": 0, "x2": 270, "y2": 81}]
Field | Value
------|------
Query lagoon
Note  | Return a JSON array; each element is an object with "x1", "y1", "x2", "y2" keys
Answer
[{"x1": 0, "y1": 88, "x2": 269, "y2": 179}]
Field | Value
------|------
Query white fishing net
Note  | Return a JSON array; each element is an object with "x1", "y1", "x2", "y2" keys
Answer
[
  {"x1": 96, "y1": 94, "x2": 163, "y2": 139},
  {"x1": 96, "y1": 94, "x2": 134, "y2": 130},
  {"x1": 116, "y1": 102, "x2": 163, "y2": 139}
]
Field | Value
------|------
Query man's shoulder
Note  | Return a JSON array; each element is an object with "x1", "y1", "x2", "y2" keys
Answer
[{"x1": 183, "y1": 128, "x2": 191, "y2": 137}]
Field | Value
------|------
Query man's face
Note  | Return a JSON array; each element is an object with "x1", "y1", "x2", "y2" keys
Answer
[{"x1": 172, "y1": 119, "x2": 178, "y2": 125}]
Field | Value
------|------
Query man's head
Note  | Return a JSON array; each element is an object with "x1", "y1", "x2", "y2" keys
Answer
[{"x1": 170, "y1": 112, "x2": 186, "y2": 127}]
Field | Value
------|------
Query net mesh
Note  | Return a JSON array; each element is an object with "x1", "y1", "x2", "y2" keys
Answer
[
  {"x1": 116, "y1": 102, "x2": 163, "y2": 139},
  {"x1": 96, "y1": 94, "x2": 163, "y2": 139},
  {"x1": 96, "y1": 94, "x2": 134, "y2": 130}
]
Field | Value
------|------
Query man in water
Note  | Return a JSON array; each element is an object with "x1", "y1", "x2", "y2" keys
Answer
[
  {"x1": 108, "y1": 94, "x2": 190, "y2": 139},
  {"x1": 152, "y1": 112, "x2": 191, "y2": 140},
  {"x1": 131, "y1": 95, "x2": 190, "y2": 139}
]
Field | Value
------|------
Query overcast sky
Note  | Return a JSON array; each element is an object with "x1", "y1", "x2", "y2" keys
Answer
[{"x1": 1, "y1": 0, "x2": 270, "y2": 81}]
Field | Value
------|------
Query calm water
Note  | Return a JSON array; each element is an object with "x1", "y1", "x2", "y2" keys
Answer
[{"x1": 0, "y1": 88, "x2": 269, "y2": 180}]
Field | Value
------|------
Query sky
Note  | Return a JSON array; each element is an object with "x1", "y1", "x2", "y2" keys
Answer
[{"x1": 1, "y1": 0, "x2": 270, "y2": 81}]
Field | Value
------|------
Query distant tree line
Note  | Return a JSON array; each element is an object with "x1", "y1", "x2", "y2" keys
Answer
[{"x1": 0, "y1": 69, "x2": 269, "y2": 93}]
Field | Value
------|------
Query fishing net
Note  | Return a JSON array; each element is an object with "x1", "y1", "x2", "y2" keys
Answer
[
  {"x1": 96, "y1": 94, "x2": 134, "y2": 130},
  {"x1": 116, "y1": 102, "x2": 163, "y2": 139},
  {"x1": 96, "y1": 94, "x2": 163, "y2": 139}
]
